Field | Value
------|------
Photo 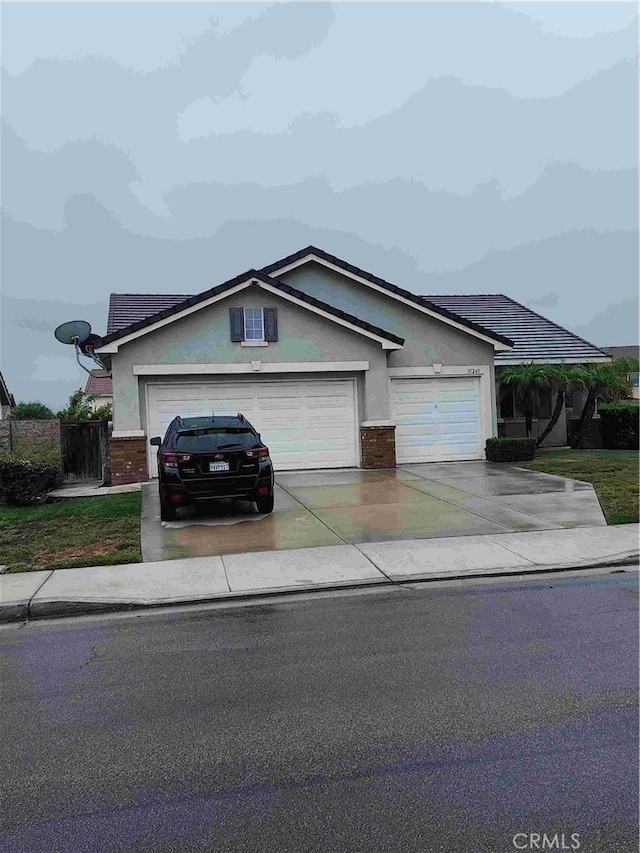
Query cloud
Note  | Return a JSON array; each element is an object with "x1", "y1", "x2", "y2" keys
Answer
[
  {"x1": 528, "y1": 292, "x2": 559, "y2": 309},
  {"x1": 0, "y1": 3, "x2": 265, "y2": 75},
  {"x1": 30, "y1": 354, "x2": 86, "y2": 383},
  {"x1": 502, "y1": 2, "x2": 638, "y2": 39},
  {"x1": 571, "y1": 297, "x2": 640, "y2": 348}
]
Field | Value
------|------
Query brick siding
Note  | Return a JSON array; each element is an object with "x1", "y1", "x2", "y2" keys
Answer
[
  {"x1": 360, "y1": 425, "x2": 396, "y2": 470},
  {"x1": 110, "y1": 436, "x2": 148, "y2": 485}
]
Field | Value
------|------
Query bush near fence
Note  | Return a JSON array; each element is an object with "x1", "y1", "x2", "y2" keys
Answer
[
  {"x1": 598, "y1": 401, "x2": 639, "y2": 450},
  {"x1": 485, "y1": 437, "x2": 537, "y2": 463},
  {"x1": 0, "y1": 460, "x2": 63, "y2": 506}
]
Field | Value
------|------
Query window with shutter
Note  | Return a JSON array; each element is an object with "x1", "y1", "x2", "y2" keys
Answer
[
  {"x1": 229, "y1": 307, "x2": 244, "y2": 342},
  {"x1": 264, "y1": 307, "x2": 278, "y2": 342},
  {"x1": 230, "y1": 306, "x2": 277, "y2": 342},
  {"x1": 244, "y1": 308, "x2": 264, "y2": 341}
]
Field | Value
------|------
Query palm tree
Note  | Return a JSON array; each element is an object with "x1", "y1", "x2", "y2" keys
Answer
[
  {"x1": 570, "y1": 362, "x2": 632, "y2": 448},
  {"x1": 535, "y1": 364, "x2": 581, "y2": 448},
  {"x1": 499, "y1": 363, "x2": 554, "y2": 439}
]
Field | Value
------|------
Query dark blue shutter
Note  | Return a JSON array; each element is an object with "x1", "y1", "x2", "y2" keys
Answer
[
  {"x1": 229, "y1": 307, "x2": 244, "y2": 342},
  {"x1": 264, "y1": 307, "x2": 278, "y2": 342}
]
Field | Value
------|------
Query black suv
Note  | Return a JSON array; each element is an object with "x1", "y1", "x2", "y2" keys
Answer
[{"x1": 150, "y1": 414, "x2": 275, "y2": 521}]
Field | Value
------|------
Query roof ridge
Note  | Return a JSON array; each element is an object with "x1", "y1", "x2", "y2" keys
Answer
[
  {"x1": 109, "y1": 292, "x2": 194, "y2": 297},
  {"x1": 422, "y1": 294, "x2": 505, "y2": 298}
]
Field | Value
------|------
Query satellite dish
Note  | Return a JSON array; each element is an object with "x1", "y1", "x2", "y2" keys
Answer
[
  {"x1": 54, "y1": 320, "x2": 92, "y2": 345},
  {"x1": 78, "y1": 333, "x2": 102, "y2": 354},
  {"x1": 53, "y1": 319, "x2": 106, "y2": 374}
]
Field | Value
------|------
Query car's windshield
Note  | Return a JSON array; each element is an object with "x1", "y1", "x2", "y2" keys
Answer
[{"x1": 174, "y1": 429, "x2": 257, "y2": 453}]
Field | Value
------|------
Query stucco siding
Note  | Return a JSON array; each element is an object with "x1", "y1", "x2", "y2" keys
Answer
[
  {"x1": 110, "y1": 287, "x2": 388, "y2": 432},
  {"x1": 279, "y1": 262, "x2": 495, "y2": 369}
]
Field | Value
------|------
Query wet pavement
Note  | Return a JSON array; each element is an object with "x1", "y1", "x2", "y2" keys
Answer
[
  {"x1": 141, "y1": 462, "x2": 607, "y2": 562},
  {"x1": 2, "y1": 574, "x2": 637, "y2": 853}
]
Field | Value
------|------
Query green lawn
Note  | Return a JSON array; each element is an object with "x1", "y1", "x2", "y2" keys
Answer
[
  {"x1": 513, "y1": 449, "x2": 639, "y2": 525},
  {"x1": 0, "y1": 492, "x2": 142, "y2": 573}
]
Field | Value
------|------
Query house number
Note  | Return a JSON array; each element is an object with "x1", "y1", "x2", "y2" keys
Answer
[{"x1": 467, "y1": 368, "x2": 481, "y2": 374}]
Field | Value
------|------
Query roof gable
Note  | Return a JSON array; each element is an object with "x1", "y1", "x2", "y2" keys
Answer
[
  {"x1": 261, "y1": 246, "x2": 513, "y2": 351},
  {"x1": 96, "y1": 270, "x2": 405, "y2": 353}
]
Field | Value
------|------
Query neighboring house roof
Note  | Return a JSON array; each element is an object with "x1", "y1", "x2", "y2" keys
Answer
[
  {"x1": 97, "y1": 269, "x2": 406, "y2": 352},
  {"x1": 84, "y1": 369, "x2": 113, "y2": 397},
  {"x1": 0, "y1": 370, "x2": 15, "y2": 407},
  {"x1": 601, "y1": 345, "x2": 639, "y2": 361},
  {"x1": 261, "y1": 245, "x2": 513, "y2": 350},
  {"x1": 423, "y1": 294, "x2": 611, "y2": 365}
]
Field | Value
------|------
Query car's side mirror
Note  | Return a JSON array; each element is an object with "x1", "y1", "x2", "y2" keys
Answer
[{"x1": 150, "y1": 436, "x2": 162, "y2": 446}]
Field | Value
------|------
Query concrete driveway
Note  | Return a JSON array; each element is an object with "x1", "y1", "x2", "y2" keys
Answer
[{"x1": 141, "y1": 462, "x2": 607, "y2": 562}]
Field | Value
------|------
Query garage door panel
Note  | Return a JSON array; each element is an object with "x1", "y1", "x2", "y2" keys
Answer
[
  {"x1": 147, "y1": 380, "x2": 357, "y2": 476},
  {"x1": 392, "y1": 377, "x2": 482, "y2": 463}
]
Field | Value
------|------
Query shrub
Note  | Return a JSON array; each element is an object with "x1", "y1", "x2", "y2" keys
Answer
[
  {"x1": 0, "y1": 460, "x2": 63, "y2": 507},
  {"x1": 57, "y1": 388, "x2": 112, "y2": 421},
  {"x1": 599, "y1": 400, "x2": 639, "y2": 450},
  {"x1": 8, "y1": 401, "x2": 56, "y2": 419},
  {"x1": 486, "y1": 437, "x2": 537, "y2": 463}
]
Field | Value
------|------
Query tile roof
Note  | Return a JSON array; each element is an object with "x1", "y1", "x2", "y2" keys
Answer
[
  {"x1": 98, "y1": 251, "x2": 608, "y2": 365},
  {"x1": 423, "y1": 294, "x2": 611, "y2": 364},
  {"x1": 107, "y1": 293, "x2": 193, "y2": 335},
  {"x1": 99, "y1": 270, "x2": 405, "y2": 349},
  {"x1": 601, "y1": 345, "x2": 639, "y2": 360},
  {"x1": 84, "y1": 369, "x2": 113, "y2": 396}
]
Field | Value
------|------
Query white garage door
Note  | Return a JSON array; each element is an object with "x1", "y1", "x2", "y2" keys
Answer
[
  {"x1": 391, "y1": 377, "x2": 482, "y2": 463},
  {"x1": 146, "y1": 379, "x2": 358, "y2": 477}
]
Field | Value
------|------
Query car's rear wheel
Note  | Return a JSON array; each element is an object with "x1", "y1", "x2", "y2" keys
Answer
[
  {"x1": 160, "y1": 496, "x2": 177, "y2": 521},
  {"x1": 256, "y1": 494, "x2": 274, "y2": 514}
]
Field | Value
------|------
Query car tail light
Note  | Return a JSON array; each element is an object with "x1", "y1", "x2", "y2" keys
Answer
[
  {"x1": 170, "y1": 492, "x2": 183, "y2": 502},
  {"x1": 245, "y1": 446, "x2": 270, "y2": 460},
  {"x1": 162, "y1": 452, "x2": 192, "y2": 468},
  {"x1": 257, "y1": 486, "x2": 270, "y2": 495}
]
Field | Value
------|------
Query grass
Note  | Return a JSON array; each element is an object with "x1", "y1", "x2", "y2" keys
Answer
[
  {"x1": 513, "y1": 449, "x2": 639, "y2": 525},
  {"x1": 0, "y1": 492, "x2": 142, "y2": 573}
]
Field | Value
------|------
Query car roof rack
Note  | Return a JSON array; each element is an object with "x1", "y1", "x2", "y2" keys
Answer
[{"x1": 175, "y1": 412, "x2": 248, "y2": 424}]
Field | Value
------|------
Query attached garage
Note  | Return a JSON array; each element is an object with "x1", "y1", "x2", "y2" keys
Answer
[
  {"x1": 146, "y1": 378, "x2": 358, "y2": 477},
  {"x1": 391, "y1": 376, "x2": 483, "y2": 463}
]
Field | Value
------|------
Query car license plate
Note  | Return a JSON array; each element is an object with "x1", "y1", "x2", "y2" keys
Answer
[{"x1": 209, "y1": 461, "x2": 229, "y2": 472}]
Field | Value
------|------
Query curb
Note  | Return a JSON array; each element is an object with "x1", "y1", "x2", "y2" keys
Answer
[{"x1": 1, "y1": 553, "x2": 637, "y2": 625}]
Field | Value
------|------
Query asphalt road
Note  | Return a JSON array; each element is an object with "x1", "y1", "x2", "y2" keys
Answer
[{"x1": 1, "y1": 571, "x2": 638, "y2": 853}]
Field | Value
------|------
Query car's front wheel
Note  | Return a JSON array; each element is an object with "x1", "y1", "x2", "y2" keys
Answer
[{"x1": 255, "y1": 493, "x2": 274, "y2": 514}]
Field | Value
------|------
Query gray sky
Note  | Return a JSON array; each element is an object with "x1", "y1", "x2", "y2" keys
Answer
[{"x1": 1, "y1": 1, "x2": 638, "y2": 409}]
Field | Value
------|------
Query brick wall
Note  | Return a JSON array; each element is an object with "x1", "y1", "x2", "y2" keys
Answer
[
  {"x1": 360, "y1": 425, "x2": 396, "y2": 470},
  {"x1": 0, "y1": 420, "x2": 9, "y2": 452},
  {"x1": 110, "y1": 437, "x2": 148, "y2": 485},
  {"x1": 0, "y1": 419, "x2": 62, "y2": 465}
]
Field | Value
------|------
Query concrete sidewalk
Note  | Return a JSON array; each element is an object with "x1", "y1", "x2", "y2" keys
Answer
[{"x1": 1, "y1": 524, "x2": 638, "y2": 623}]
